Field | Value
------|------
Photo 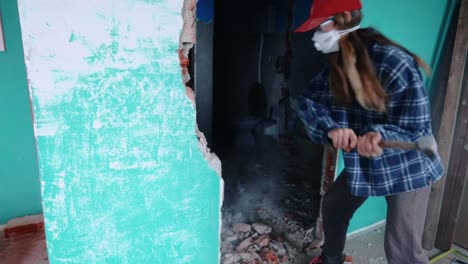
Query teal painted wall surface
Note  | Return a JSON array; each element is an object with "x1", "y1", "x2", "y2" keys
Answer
[
  {"x1": 0, "y1": 0, "x2": 42, "y2": 224},
  {"x1": 343, "y1": 0, "x2": 456, "y2": 234},
  {"x1": 17, "y1": 0, "x2": 221, "y2": 263},
  {"x1": 361, "y1": 0, "x2": 458, "y2": 96}
]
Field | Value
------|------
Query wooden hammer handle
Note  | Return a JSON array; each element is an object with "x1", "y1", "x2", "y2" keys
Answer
[{"x1": 378, "y1": 140, "x2": 418, "y2": 151}]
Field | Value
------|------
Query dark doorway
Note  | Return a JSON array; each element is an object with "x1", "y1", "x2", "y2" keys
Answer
[{"x1": 194, "y1": 1, "x2": 330, "y2": 262}]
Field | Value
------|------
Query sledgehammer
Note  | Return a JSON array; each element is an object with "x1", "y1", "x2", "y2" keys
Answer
[{"x1": 378, "y1": 135, "x2": 438, "y2": 159}]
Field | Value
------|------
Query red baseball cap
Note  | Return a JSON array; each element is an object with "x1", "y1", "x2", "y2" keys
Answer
[{"x1": 295, "y1": 0, "x2": 362, "y2": 32}]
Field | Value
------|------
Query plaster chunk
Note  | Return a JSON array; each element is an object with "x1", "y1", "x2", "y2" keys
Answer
[{"x1": 252, "y1": 223, "x2": 272, "y2": 235}]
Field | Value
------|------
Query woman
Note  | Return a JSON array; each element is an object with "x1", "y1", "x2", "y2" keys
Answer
[{"x1": 294, "y1": 0, "x2": 445, "y2": 263}]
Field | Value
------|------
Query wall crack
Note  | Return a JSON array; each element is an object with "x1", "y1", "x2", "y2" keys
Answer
[{"x1": 178, "y1": 0, "x2": 222, "y2": 177}]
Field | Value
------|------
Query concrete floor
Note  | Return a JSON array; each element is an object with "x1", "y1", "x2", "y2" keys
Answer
[
  {"x1": 344, "y1": 223, "x2": 457, "y2": 264},
  {"x1": 345, "y1": 225, "x2": 388, "y2": 264}
]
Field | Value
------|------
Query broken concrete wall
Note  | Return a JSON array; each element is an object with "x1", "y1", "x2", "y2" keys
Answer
[{"x1": 17, "y1": 0, "x2": 221, "y2": 263}]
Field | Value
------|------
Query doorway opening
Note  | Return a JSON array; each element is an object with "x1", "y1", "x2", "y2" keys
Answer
[{"x1": 193, "y1": 0, "x2": 331, "y2": 262}]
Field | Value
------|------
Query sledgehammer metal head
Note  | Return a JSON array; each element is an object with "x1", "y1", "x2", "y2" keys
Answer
[{"x1": 378, "y1": 135, "x2": 438, "y2": 159}]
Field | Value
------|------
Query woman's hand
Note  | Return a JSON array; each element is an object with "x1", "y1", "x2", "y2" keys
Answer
[
  {"x1": 357, "y1": 132, "x2": 383, "y2": 157},
  {"x1": 327, "y1": 128, "x2": 357, "y2": 152}
]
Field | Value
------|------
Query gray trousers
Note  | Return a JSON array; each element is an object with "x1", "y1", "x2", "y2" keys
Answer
[{"x1": 321, "y1": 174, "x2": 431, "y2": 264}]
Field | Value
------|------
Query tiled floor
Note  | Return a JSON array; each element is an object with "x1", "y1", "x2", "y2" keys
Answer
[{"x1": 0, "y1": 228, "x2": 48, "y2": 264}]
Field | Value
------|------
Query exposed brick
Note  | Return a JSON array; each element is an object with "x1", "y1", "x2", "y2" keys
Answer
[
  {"x1": 261, "y1": 250, "x2": 279, "y2": 263},
  {"x1": 4, "y1": 215, "x2": 44, "y2": 239}
]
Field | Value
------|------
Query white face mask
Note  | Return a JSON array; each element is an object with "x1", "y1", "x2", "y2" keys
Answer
[{"x1": 312, "y1": 25, "x2": 361, "y2": 54}]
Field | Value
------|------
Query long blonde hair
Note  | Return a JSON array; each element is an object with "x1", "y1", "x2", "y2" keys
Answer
[{"x1": 329, "y1": 10, "x2": 430, "y2": 112}]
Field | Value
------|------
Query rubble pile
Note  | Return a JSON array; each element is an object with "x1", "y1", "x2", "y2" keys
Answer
[
  {"x1": 221, "y1": 209, "x2": 324, "y2": 264},
  {"x1": 256, "y1": 208, "x2": 318, "y2": 251},
  {"x1": 219, "y1": 136, "x2": 325, "y2": 263},
  {"x1": 221, "y1": 221, "x2": 290, "y2": 264}
]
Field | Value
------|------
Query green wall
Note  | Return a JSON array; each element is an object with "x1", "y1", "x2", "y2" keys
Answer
[
  {"x1": 0, "y1": 0, "x2": 42, "y2": 224},
  {"x1": 18, "y1": 0, "x2": 221, "y2": 262},
  {"x1": 362, "y1": 0, "x2": 452, "y2": 73},
  {"x1": 345, "y1": 0, "x2": 457, "y2": 234}
]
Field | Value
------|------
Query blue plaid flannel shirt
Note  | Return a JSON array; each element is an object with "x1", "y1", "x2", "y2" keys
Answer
[{"x1": 297, "y1": 43, "x2": 444, "y2": 197}]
